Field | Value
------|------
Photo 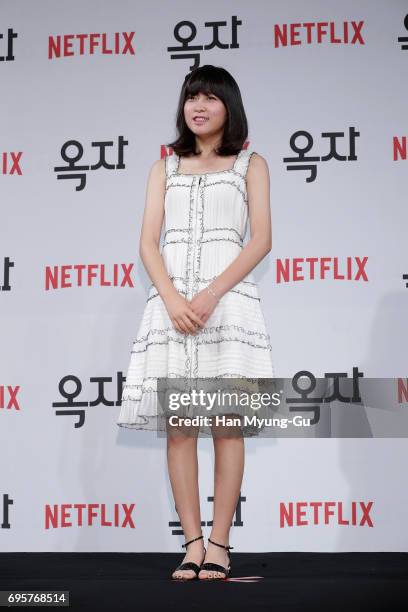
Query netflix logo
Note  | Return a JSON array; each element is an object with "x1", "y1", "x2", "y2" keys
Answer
[
  {"x1": 397, "y1": 379, "x2": 408, "y2": 403},
  {"x1": 280, "y1": 501, "x2": 374, "y2": 527},
  {"x1": 276, "y1": 256, "x2": 368, "y2": 283},
  {"x1": 45, "y1": 263, "x2": 134, "y2": 290},
  {"x1": 393, "y1": 136, "x2": 408, "y2": 161},
  {"x1": 1, "y1": 151, "x2": 22, "y2": 175},
  {"x1": 45, "y1": 503, "x2": 136, "y2": 529},
  {"x1": 0, "y1": 385, "x2": 20, "y2": 411},
  {"x1": 274, "y1": 20, "x2": 365, "y2": 48},
  {"x1": 48, "y1": 32, "x2": 135, "y2": 59}
]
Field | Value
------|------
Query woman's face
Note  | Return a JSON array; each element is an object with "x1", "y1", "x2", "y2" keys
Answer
[{"x1": 183, "y1": 90, "x2": 227, "y2": 137}]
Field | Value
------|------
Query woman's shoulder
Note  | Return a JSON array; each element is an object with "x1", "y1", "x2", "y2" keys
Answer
[
  {"x1": 246, "y1": 149, "x2": 265, "y2": 162},
  {"x1": 151, "y1": 157, "x2": 166, "y2": 172},
  {"x1": 152, "y1": 156, "x2": 168, "y2": 172},
  {"x1": 145, "y1": 157, "x2": 167, "y2": 187},
  {"x1": 247, "y1": 150, "x2": 268, "y2": 171}
]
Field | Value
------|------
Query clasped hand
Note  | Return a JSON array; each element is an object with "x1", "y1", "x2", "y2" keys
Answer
[{"x1": 165, "y1": 288, "x2": 219, "y2": 336}]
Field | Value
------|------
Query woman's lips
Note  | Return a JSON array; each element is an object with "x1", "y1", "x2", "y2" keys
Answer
[{"x1": 193, "y1": 117, "x2": 209, "y2": 124}]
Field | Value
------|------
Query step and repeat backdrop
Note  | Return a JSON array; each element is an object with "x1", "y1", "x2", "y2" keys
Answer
[{"x1": 1, "y1": 0, "x2": 407, "y2": 552}]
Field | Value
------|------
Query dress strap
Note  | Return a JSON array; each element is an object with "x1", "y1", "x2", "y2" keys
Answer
[
  {"x1": 234, "y1": 149, "x2": 256, "y2": 179},
  {"x1": 165, "y1": 152, "x2": 179, "y2": 178}
]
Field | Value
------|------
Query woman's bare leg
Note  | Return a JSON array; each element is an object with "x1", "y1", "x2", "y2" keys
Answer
[
  {"x1": 166, "y1": 420, "x2": 204, "y2": 579},
  {"x1": 199, "y1": 421, "x2": 245, "y2": 579}
]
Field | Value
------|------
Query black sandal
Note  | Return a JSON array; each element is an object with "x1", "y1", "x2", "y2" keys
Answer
[
  {"x1": 171, "y1": 534, "x2": 206, "y2": 580},
  {"x1": 199, "y1": 537, "x2": 234, "y2": 580}
]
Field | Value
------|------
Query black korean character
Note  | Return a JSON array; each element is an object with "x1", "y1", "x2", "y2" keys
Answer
[
  {"x1": 167, "y1": 21, "x2": 203, "y2": 69},
  {"x1": 397, "y1": 14, "x2": 408, "y2": 50},
  {"x1": 323, "y1": 367, "x2": 363, "y2": 404},
  {"x1": 54, "y1": 140, "x2": 90, "y2": 191},
  {"x1": 283, "y1": 131, "x2": 320, "y2": 182},
  {"x1": 320, "y1": 127, "x2": 359, "y2": 162},
  {"x1": 286, "y1": 370, "x2": 323, "y2": 425},
  {"x1": 53, "y1": 375, "x2": 88, "y2": 428}
]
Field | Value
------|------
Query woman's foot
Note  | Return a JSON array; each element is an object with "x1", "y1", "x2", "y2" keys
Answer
[
  {"x1": 172, "y1": 537, "x2": 206, "y2": 580},
  {"x1": 198, "y1": 538, "x2": 231, "y2": 580}
]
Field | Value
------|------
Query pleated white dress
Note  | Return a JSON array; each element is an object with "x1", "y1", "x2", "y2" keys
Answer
[{"x1": 117, "y1": 148, "x2": 276, "y2": 435}]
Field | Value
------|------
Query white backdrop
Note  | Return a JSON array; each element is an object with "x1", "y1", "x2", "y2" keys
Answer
[{"x1": 1, "y1": 0, "x2": 407, "y2": 552}]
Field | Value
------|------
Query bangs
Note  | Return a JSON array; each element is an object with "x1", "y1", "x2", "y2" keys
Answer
[{"x1": 184, "y1": 74, "x2": 224, "y2": 100}]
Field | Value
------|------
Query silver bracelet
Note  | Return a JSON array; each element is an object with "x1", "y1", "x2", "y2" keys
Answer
[{"x1": 207, "y1": 286, "x2": 219, "y2": 299}]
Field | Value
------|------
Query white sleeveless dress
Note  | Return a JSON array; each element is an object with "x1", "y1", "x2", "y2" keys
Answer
[{"x1": 117, "y1": 148, "x2": 275, "y2": 435}]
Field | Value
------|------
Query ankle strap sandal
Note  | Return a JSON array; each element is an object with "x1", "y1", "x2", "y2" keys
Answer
[
  {"x1": 172, "y1": 534, "x2": 206, "y2": 580},
  {"x1": 181, "y1": 534, "x2": 204, "y2": 549},
  {"x1": 200, "y1": 537, "x2": 234, "y2": 579}
]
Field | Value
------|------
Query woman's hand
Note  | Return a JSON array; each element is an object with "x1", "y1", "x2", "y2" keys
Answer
[
  {"x1": 187, "y1": 287, "x2": 220, "y2": 330},
  {"x1": 164, "y1": 292, "x2": 206, "y2": 335}
]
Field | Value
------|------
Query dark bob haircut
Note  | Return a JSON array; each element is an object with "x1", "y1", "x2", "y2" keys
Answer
[{"x1": 166, "y1": 65, "x2": 248, "y2": 157}]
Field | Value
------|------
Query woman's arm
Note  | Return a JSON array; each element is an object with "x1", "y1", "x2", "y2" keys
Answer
[
  {"x1": 138, "y1": 159, "x2": 179, "y2": 301},
  {"x1": 208, "y1": 152, "x2": 272, "y2": 299},
  {"x1": 138, "y1": 158, "x2": 205, "y2": 335}
]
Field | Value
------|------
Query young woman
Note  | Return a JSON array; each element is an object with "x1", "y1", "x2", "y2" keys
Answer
[{"x1": 117, "y1": 65, "x2": 274, "y2": 580}]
